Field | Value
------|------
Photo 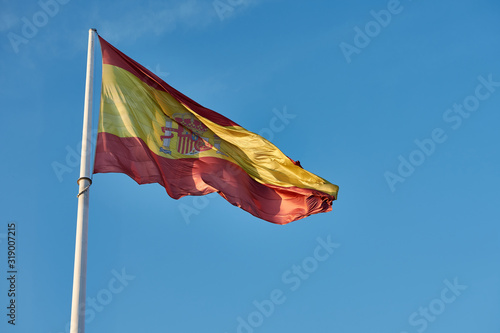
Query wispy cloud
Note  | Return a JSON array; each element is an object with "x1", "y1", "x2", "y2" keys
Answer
[
  {"x1": 0, "y1": 0, "x2": 18, "y2": 32},
  {"x1": 0, "y1": 0, "x2": 262, "y2": 56},
  {"x1": 0, "y1": 12, "x2": 18, "y2": 32},
  {"x1": 96, "y1": 0, "x2": 259, "y2": 43}
]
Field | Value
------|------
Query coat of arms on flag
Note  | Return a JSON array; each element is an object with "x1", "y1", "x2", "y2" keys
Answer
[{"x1": 160, "y1": 113, "x2": 223, "y2": 156}]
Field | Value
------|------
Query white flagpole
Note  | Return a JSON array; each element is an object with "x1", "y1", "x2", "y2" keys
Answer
[{"x1": 70, "y1": 28, "x2": 96, "y2": 333}]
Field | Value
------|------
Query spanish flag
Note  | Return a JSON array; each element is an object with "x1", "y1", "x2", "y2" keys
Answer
[{"x1": 94, "y1": 36, "x2": 339, "y2": 224}]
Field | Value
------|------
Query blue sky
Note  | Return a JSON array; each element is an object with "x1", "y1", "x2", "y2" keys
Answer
[{"x1": 1, "y1": 0, "x2": 499, "y2": 332}]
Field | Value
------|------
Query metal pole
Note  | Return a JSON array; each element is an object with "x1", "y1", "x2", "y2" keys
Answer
[{"x1": 70, "y1": 28, "x2": 96, "y2": 333}]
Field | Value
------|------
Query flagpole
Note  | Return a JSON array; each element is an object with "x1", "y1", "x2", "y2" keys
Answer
[{"x1": 70, "y1": 28, "x2": 96, "y2": 333}]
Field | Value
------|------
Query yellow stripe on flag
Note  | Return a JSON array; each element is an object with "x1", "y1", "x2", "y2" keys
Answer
[{"x1": 100, "y1": 64, "x2": 338, "y2": 197}]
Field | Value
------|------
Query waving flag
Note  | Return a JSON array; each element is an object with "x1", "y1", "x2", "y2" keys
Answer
[{"x1": 94, "y1": 36, "x2": 339, "y2": 224}]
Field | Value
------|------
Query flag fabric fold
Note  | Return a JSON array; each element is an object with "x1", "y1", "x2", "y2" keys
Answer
[{"x1": 93, "y1": 35, "x2": 339, "y2": 224}]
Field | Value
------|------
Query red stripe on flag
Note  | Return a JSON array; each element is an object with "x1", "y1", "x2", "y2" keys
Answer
[{"x1": 93, "y1": 133, "x2": 334, "y2": 224}]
